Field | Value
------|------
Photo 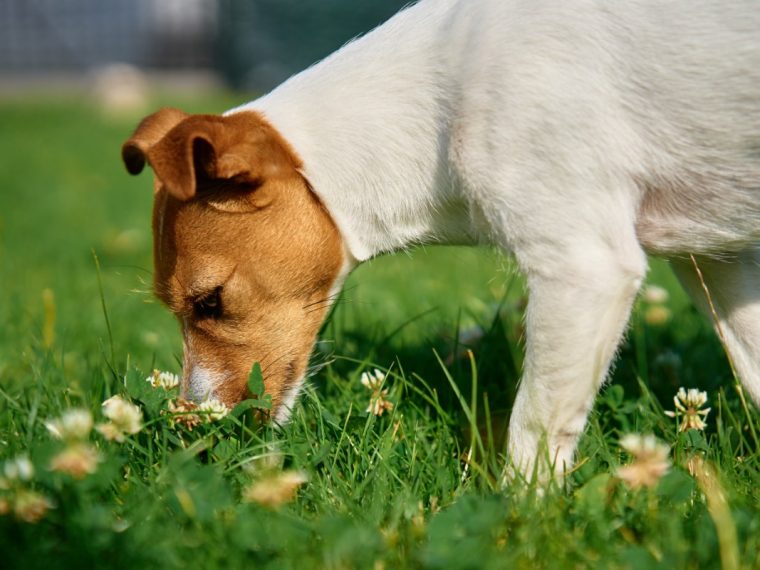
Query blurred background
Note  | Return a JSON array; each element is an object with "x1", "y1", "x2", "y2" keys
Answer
[{"x1": 0, "y1": 0, "x2": 410, "y2": 94}]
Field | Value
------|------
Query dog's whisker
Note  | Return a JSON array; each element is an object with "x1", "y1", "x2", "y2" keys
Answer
[
  {"x1": 260, "y1": 352, "x2": 293, "y2": 377},
  {"x1": 302, "y1": 293, "x2": 348, "y2": 310}
]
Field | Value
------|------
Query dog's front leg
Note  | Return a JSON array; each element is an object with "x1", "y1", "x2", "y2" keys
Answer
[{"x1": 505, "y1": 232, "x2": 647, "y2": 484}]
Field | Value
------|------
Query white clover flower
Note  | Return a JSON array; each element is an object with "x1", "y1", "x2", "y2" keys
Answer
[
  {"x1": 665, "y1": 387, "x2": 711, "y2": 432},
  {"x1": 101, "y1": 395, "x2": 143, "y2": 432},
  {"x1": 3, "y1": 455, "x2": 34, "y2": 482},
  {"x1": 49, "y1": 443, "x2": 101, "y2": 479},
  {"x1": 644, "y1": 305, "x2": 672, "y2": 326},
  {"x1": 367, "y1": 391, "x2": 394, "y2": 416},
  {"x1": 96, "y1": 395, "x2": 143, "y2": 442},
  {"x1": 360, "y1": 369, "x2": 386, "y2": 391},
  {"x1": 146, "y1": 369, "x2": 180, "y2": 390},
  {"x1": 197, "y1": 398, "x2": 230, "y2": 422},
  {"x1": 643, "y1": 285, "x2": 669, "y2": 304},
  {"x1": 360, "y1": 368, "x2": 394, "y2": 416},
  {"x1": 13, "y1": 490, "x2": 53, "y2": 524},
  {"x1": 164, "y1": 397, "x2": 229, "y2": 430},
  {"x1": 243, "y1": 470, "x2": 308, "y2": 509},
  {"x1": 45, "y1": 409, "x2": 93, "y2": 441},
  {"x1": 165, "y1": 398, "x2": 202, "y2": 430},
  {"x1": 96, "y1": 422, "x2": 126, "y2": 442},
  {"x1": 616, "y1": 434, "x2": 671, "y2": 489}
]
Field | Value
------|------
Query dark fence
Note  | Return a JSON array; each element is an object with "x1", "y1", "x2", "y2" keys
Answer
[
  {"x1": 0, "y1": 0, "x2": 410, "y2": 90},
  {"x1": 0, "y1": 0, "x2": 216, "y2": 70}
]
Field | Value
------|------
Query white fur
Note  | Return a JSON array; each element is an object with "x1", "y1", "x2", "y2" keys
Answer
[
  {"x1": 273, "y1": 379, "x2": 303, "y2": 426},
  {"x1": 185, "y1": 364, "x2": 223, "y2": 402},
  {"x1": 228, "y1": 0, "x2": 760, "y2": 480},
  {"x1": 181, "y1": 322, "x2": 226, "y2": 402}
]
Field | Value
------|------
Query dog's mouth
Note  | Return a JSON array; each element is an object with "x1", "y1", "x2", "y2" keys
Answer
[{"x1": 185, "y1": 357, "x2": 301, "y2": 412}]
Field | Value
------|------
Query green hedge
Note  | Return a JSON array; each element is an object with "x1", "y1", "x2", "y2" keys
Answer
[{"x1": 217, "y1": 0, "x2": 410, "y2": 89}]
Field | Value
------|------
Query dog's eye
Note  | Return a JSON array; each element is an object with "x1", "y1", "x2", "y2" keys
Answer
[{"x1": 194, "y1": 287, "x2": 223, "y2": 319}]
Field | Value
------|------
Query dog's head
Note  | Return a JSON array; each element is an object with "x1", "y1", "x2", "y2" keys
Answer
[{"x1": 122, "y1": 108, "x2": 345, "y2": 420}]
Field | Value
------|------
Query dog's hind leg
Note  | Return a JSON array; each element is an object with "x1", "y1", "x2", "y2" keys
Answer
[
  {"x1": 505, "y1": 221, "x2": 648, "y2": 482},
  {"x1": 670, "y1": 250, "x2": 760, "y2": 406}
]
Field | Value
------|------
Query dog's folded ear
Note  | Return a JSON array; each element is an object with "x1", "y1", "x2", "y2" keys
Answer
[
  {"x1": 121, "y1": 107, "x2": 188, "y2": 177},
  {"x1": 122, "y1": 110, "x2": 262, "y2": 202}
]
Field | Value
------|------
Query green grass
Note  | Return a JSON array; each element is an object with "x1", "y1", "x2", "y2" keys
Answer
[{"x1": 1, "y1": 95, "x2": 759, "y2": 569}]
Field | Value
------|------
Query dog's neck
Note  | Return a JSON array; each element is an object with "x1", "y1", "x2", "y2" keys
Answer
[{"x1": 228, "y1": 0, "x2": 479, "y2": 262}]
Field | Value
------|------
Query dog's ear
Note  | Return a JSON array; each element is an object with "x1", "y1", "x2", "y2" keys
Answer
[
  {"x1": 148, "y1": 118, "x2": 258, "y2": 201},
  {"x1": 121, "y1": 107, "x2": 188, "y2": 177},
  {"x1": 123, "y1": 111, "x2": 259, "y2": 202}
]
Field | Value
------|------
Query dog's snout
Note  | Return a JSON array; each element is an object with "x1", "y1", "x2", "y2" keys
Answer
[{"x1": 183, "y1": 363, "x2": 222, "y2": 402}]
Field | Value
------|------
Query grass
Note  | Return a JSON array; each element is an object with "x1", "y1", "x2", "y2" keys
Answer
[{"x1": 1, "y1": 94, "x2": 759, "y2": 569}]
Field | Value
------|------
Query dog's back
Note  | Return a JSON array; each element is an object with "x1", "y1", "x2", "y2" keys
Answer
[
  {"x1": 448, "y1": 0, "x2": 760, "y2": 255},
  {"x1": 617, "y1": 1, "x2": 760, "y2": 253}
]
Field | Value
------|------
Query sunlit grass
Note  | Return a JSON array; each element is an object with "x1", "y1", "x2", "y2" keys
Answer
[{"x1": 0, "y1": 96, "x2": 758, "y2": 569}]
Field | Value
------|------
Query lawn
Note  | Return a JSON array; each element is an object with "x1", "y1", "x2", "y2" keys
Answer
[{"x1": 0, "y1": 94, "x2": 758, "y2": 569}]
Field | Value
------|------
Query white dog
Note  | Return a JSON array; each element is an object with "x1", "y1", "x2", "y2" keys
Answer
[{"x1": 123, "y1": 0, "x2": 760, "y2": 480}]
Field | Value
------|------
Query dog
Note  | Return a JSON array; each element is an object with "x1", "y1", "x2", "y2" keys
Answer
[{"x1": 122, "y1": 0, "x2": 760, "y2": 480}]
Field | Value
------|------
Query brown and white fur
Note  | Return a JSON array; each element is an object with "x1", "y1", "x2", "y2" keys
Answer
[{"x1": 122, "y1": 0, "x2": 760, "y2": 480}]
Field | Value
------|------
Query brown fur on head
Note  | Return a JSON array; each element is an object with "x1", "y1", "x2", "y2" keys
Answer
[{"x1": 122, "y1": 108, "x2": 344, "y2": 417}]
